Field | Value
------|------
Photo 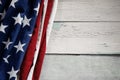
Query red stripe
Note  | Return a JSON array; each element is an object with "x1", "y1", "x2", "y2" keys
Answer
[
  {"x1": 32, "y1": 0, "x2": 54, "y2": 80},
  {"x1": 19, "y1": 0, "x2": 44, "y2": 80}
]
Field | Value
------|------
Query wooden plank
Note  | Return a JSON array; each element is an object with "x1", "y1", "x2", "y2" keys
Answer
[
  {"x1": 40, "y1": 55, "x2": 120, "y2": 80},
  {"x1": 55, "y1": 0, "x2": 120, "y2": 21},
  {"x1": 46, "y1": 22, "x2": 120, "y2": 54}
]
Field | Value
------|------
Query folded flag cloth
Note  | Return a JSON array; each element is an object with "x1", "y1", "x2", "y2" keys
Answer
[{"x1": 0, "y1": 0, "x2": 57, "y2": 80}]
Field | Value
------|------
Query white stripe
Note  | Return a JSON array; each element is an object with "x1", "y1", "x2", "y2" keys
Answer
[
  {"x1": 27, "y1": 0, "x2": 58, "y2": 79},
  {"x1": 27, "y1": 0, "x2": 48, "y2": 80}
]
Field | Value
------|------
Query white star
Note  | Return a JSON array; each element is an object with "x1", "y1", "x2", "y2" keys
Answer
[
  {"x1": 14, "y1": 41, "x2": 26, "y2": 53},
  {"x1": 0, "y1": 10, "x2": 6, "y2": 20},
  {"x1": 3, "y1": 55, "x2": 10, "y2": 63},
  {"x1": 10, "y1": 0, "x2": 18, "y2": 8},
  {"x1": 13, "y1": 13, "x2": 23, "y2": 25},
  {"x1": 28, "y1": 34, "x2": 32, "y2": 37},
  {"x1": 34, "y1": 3, "x2": 40, "y2": 15},
  {"x1": 7, "y1": 67, "x2": 19, "y2": 80},
  {"x1": 2, "y1": 38, "x2": 13, "y2": 49},
  {"x1": 22, "y1": 16, "x2": 31, "y2": 28},
  {"x1": 0, "y1": 23, "x2": 8, "y2": 33},
  {"x1": 0, "y1": 1, "x2": 2, "y2": 5}
]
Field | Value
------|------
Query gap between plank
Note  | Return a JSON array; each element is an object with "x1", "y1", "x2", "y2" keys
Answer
[
  {"x1": 46, "y1": 53, "x2": 120, "y2": 57},
  {"x1": 54, "y1": 21, "x2": 120, "y2": 23}
]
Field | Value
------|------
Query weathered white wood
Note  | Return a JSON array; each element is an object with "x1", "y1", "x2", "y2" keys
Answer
[
  {"x1": 40, "y1": 55, "x2": 120, "y2": 80},
  {"x1": 55, "y1": 0, "x2": 120, "y2": 21},
  {"x1": 47, "y1": 22, "x2": 120, "y2": 54}
]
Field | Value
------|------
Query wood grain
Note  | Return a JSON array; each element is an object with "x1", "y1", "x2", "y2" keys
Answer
[
  {"x1": 40, "y1": 55, "x2": 120, "y2": 80},
  {"x1": 47, "y1": 22, "x2": 120, "y2": 54},
  {"x1": 55, "y1": 0, "x2": 120, "y2": 21},
  {"x1": 44, "y1": 0, "x2": 120, "y2": 80}
]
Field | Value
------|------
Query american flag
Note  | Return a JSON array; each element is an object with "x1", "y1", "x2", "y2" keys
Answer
[{"x1": 0, "y1": 0, "x2": 57, "y2": 80}]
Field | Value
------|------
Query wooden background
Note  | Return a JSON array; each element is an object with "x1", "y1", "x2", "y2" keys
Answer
[{"x1": 40, "y1": 0, "x2": 120, "y2": 80}]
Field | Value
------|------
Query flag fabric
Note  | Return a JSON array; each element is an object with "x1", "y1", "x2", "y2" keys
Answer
[
  {"x1": 27, "y1": 0, "x2": 58, "y2": 79},
  {"x1": 32, "y1": 0, "x2": 54, "y2": 79},
  {"x1": 27, "y1": 0, "x2": 49, "y2": 79},
  {"x1": 0, "y1": 0, "x2": 57, "y2": 80},
  {"x1": 19, "y1": 0, "x2": 44, "y2": 79}
]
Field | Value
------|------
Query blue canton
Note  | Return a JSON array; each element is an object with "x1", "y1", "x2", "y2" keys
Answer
[{"x1": 0, "y1": 0, "x2": 41, "y2": 80}]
